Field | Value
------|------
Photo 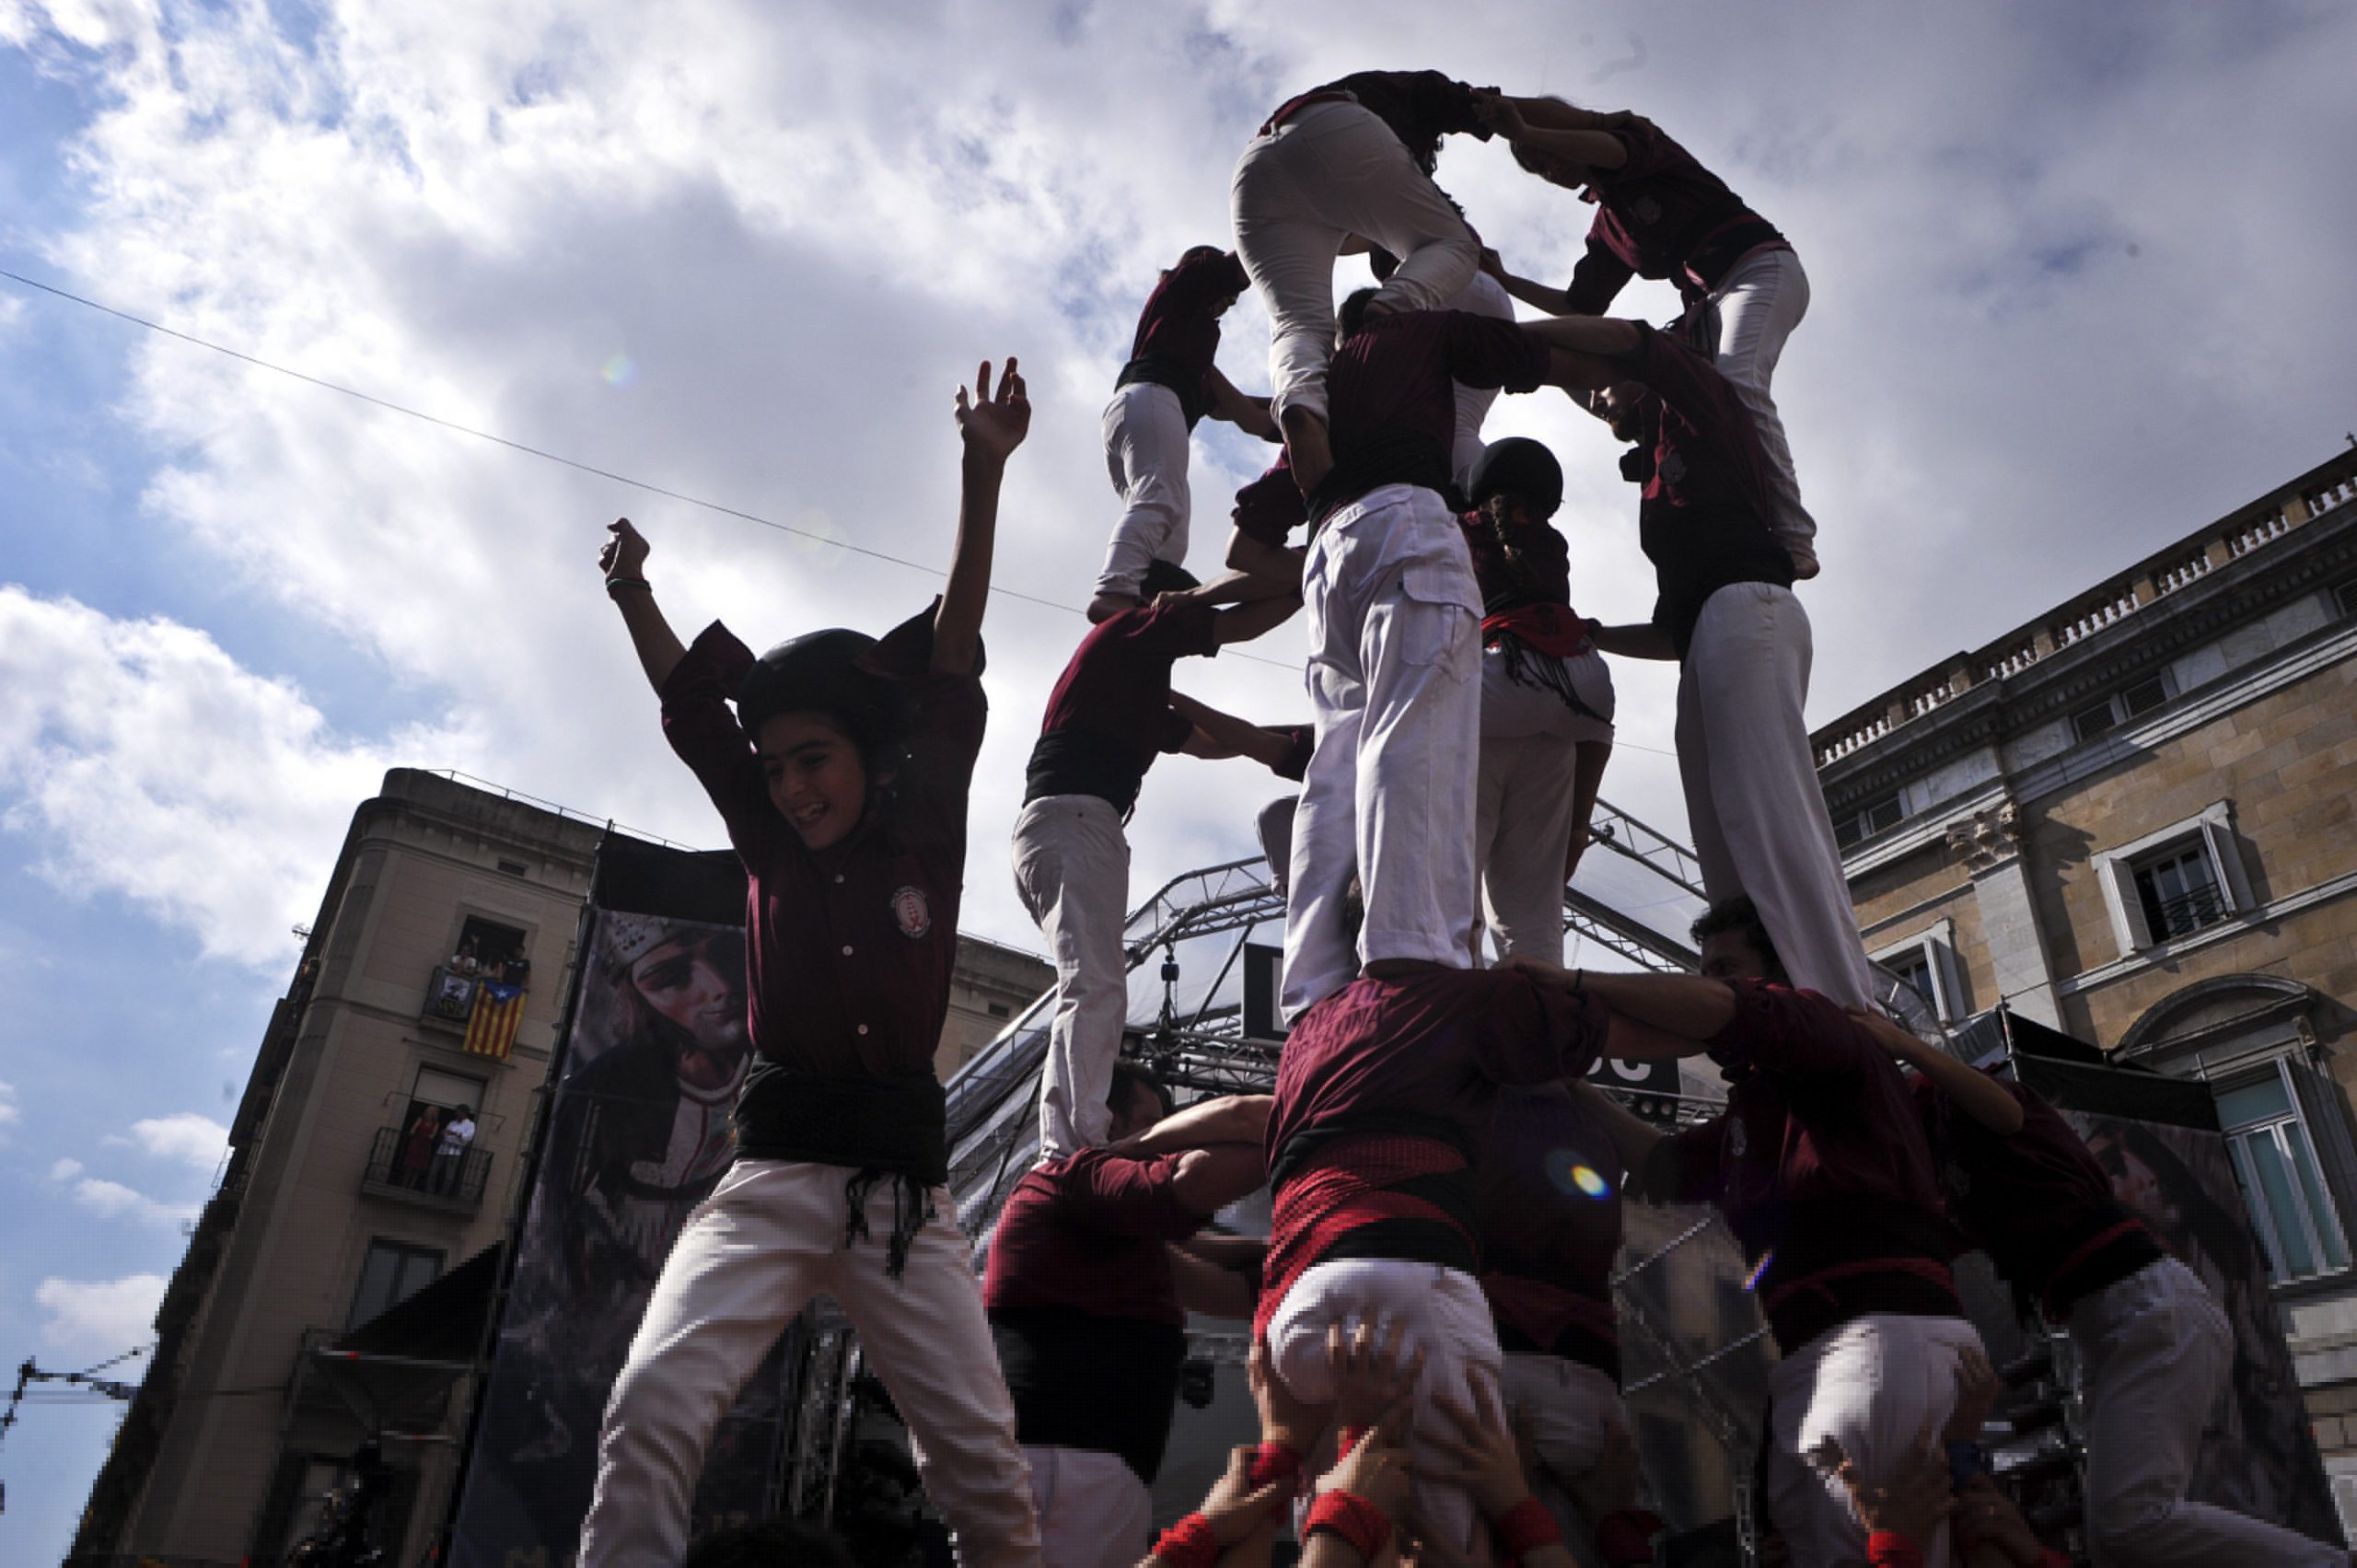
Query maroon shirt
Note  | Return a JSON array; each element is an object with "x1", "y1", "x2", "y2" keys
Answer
[
  {"x1": 1318, "y1": 309, "x2": 1550, "y2": 521},
  {"x1": 1562, "y1": 123, "x2": 1789, "y2": 314},
  {"x1": 1643, "y1": 981, "x2": 1962, "y2": 1353},
  {"x1": 1311, "y1": 70, "x2": 1492, "y2": 175},
  {"x1": 1459, "y1": 509, "x2": 1572, "y2": 613},
  {"x1": 1478, "y1": 1084, "x2": 1624, "y2": 1378},
  {"x1": 1119, "y1": 248, "x2": 1251, "y2": 428},
  {"x1": 1614, "y1": 321, "x2": 1794, "y2": 658},
  {"x1": 1232, "y1": 455, "x2": 1307, "y2": 548},
  {"x1": 1910, "y1": 1075, "x2": 2163, "y2": 1317},
  {"x1": 984, "y1": 1150, "x2": 1206, "y2": 1325},
  {"x1": 1260, "y1": 969, "x2": 1608, "y2": 1339},
  {"x1": 659, "y1": 605, "x2": 982, "y2": 1167},
  {"x1": 984, "y1": 1149, "x2": 1210, "y2": 1481},
  {"x1": 1024, "y1": 598, "x2": 1220, "y2": 813}
]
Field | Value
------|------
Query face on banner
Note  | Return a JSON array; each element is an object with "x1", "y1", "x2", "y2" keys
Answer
[{"x1": 447, "y1": 909, "x2": 789, "y2": 1568}]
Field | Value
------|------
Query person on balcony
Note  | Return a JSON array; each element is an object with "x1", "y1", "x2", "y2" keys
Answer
[{"x1": 432, "y1": 1105, "x2": 476, "y2": 1196}]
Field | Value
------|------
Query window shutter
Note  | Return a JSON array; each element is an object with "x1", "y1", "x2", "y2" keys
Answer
[
  {"x1": 2198, "y1": 814, "x2": 2255, "y2": 912},
  {"x1": 2100, "y1": 855, "x2": 2155, "y2": 952},
  {"x1": 2286, "y1": 1056, "x2": 2357, "y2": 1258}
]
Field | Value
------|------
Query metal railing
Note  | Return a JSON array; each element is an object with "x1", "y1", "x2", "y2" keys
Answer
[
  {"x1": 2142, "y1": 882, "x2": 2230, "y2": 943},
  {"x1": 362, "y1": 1124, "x2": 491, "y2": 1209}
]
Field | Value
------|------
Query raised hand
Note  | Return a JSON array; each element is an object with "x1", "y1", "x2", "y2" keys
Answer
[
  {"x1": 954, "y1": 356, "x2": 1030, "y2": 464},
  {"x1": 1316, "y1": 1409, "x2": 1417, "y2": 1523},
  {"x1": 1945, "y1": 1344, "x2": 2002, "y2": 1443},
  {"x1": 1421, "y1": 1373, "x2": 1534, "y2": 1523},
  {"x1": 600, "y1": 517, "x2": 650, "y2": 581},
  {"x1": 1196, "y1": 1444, "x2": 1295, "y2": 1546},
  {"x1": 1328, "y1": 1318, "x2": 1427, "y2": 1433},
  {"x1": 1470, "y1": 90, "x2": 1528, "y2": 141},
  {"x1": 1249, "y1": 1333, "x2": 1328, "y2": 1455}
]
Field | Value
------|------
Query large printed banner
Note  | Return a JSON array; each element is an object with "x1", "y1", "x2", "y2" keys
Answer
[
  {"x1": 448, "y1": 844, "x2": 790, "y2": 1568},
  {"x1": 2018, "y1": 1052, "x2": 2344, "y2": 1550}
]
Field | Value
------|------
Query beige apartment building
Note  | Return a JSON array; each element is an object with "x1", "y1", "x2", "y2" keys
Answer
[
  {"x1": 70, "y1": 768, "x2": 1048, "y2": 1568},
  {"x1": 1813, "y1": 444, "x2": 2357, "y2": 1505}
]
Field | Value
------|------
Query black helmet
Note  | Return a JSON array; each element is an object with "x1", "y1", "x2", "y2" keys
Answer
[
  {"x1": 1469, "y1": 437, "x2": 1564, "y2": 521},
  {"x1": 736, "y1": 628, "x2": 909, "y2": 760}
]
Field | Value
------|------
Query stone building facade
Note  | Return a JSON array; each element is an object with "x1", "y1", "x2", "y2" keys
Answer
[
  {"x1": 72, "y1": 769, "x2": 1050, "y2": 1568},
  {"x1": 1813, "y1": 444, "x2": 2357, "y2": 1514}
]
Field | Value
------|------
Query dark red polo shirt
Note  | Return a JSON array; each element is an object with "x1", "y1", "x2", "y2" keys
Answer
[
  {"x1": 1232, "y1": 456, "x2": 1307, "y2": 548},
  {"x1": 1478, "y1": 1084, "x2": 1624, "y2": 1379},
  {"x1": 1310, "y1": 70, "x2": 1492, "y2": 175},
  {"x1": 1318, "y1": 309, "x2": 1550, "y2": 522},
  {"x1": 1023, "y1": 598, "x2": 1220, "y2": 814},
  {"x1": 1910, "y1": 1076, "x2": 2163, "y2": 1318},
  {"x1": 984, "y1": 1149, "x2": 1210, "y2": 1481},
  {"x1": 1459, "y1": 509, "x2": 1572, "y2": 613},
  {"x1": 1118, "y1": 248, "x2": 1250, "y2": 428},
  {"x1": 1562, "y1": 123, "x2": 1789, "y2": 314},
  {"x1": 1259, "y1": 969, "x2": 1608, "y2": 1339},
  {"x1": 1613, "y1": 321, "x2": 1794, "y2": 659},
  {"x1": 1642, "y1": 981, "x2": 1962, "y2": 1353}
]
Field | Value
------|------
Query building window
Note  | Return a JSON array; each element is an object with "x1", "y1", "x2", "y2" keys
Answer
[
  {"x1": 2333, "y1": 575, "x2": 2357, "y2": 620},
  {"x1": 2131, "y1": 842, "x2": 2229, "y2": 943},
  {"x1": 2092, "y1": 800, "x2": 2252, "y2": 958},
  {"x1": 1835, "y1": 789, "x2": 1906, "y2": 849},
  {"x1": 496, "y1": 858, "x2": 528, "y2": 877},
  {"x1": 1870, "y1": 920, "x2": 1960, "y2": 1024},
  {"x1": 986, "y1": 1001, "x2": 1012, "y2": 1018},
  {"x1": 2069, "y1": 673, "x2": 2171, "y2": 743},
  {"x1": 348, "y1": 1239, "x2": 442, "y2": 1329},
  {"x1": 2216, "y1": 1066, "x2": 2351, "y2": 1283}
]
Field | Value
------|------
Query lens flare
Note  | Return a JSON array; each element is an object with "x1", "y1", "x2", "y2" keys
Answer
[
  {"x1": 1742, "y1": 1249, "x2": 1776, "y2": 1293},
  {"x1": 602, "y1": 354, "x2": 638, "y2": 387},
  {"x1": 1544, "y1": 1149, "x2": 1613, "y2": 1200}
]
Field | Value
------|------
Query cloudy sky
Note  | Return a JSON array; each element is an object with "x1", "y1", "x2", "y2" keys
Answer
[{"x1": 5, "y1": 0, "x2": 2357, "y2": 1556}]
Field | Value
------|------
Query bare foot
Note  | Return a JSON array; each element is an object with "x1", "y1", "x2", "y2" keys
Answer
[{"x1": 1783, "y1": 539, "x2": 1821, "y2": 580}]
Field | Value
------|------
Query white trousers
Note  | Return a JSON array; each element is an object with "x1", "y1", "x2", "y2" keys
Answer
[
  {"x1": 1448, "y1": 270, "x2": 1518, "y2": 492},
  {"x1": 1474, "y1": 647, "x2": 1615, "y2": 967},
  {"x1": 1701, "y1": 248, "x2": 1816, "y2": 556},
  {"x1": 578, "y1": 1160, "x2": 1039, "y2": 1568},
  {"x1": 1270, "y1": 1260, "x2": 1505, "y2": 1565},
  {"x1": 1765, "y1": 1313, "x2": 1984, "y2": 1568},
  {"x1": 1677, "y1": 584, "x2": 1872, "y2": 1009},
  {"x1": 1283, "y1": 485, "x2": 1481, "y2": 1020},
  {"x1": 1498, "y1": 1353, "x2": 1630, "y2": 1564},
  {"x1": 1232, "y1": 100, "x2": 1479, "y2": 426},
  {"x1": 1097, "y1": 380, "x2": 1191, "y2": 599},
  {"x1": 1026, "y1": 1445, "x2": 1155, "y2": 1568},
  {"x1": 2072, "y1": 1258, "x2": 2341, "y2": 1566},
  {"x1": 1011, "y1": 795, "x2": 1132, "y2": 1161}
]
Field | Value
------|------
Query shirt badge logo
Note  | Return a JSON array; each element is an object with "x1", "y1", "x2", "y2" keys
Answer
[
  {"x1": 1727, "y1": 1118, "x2": 1747, "y2": 1158},
  {"x1": 1633, "y1": 196, "x2": 1663, "y2": 225},
  {"x1": 1658, "y1": 452, "x2": 1688, "y2": 486},
  {"x1": 891, "y1": 885, "x2": 932, "y2": 939}
]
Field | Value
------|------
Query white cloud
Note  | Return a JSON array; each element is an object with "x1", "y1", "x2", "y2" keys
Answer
[
  {"x1": 35, "y1": 1272, "x2": 166, "y2": 1356},
  {"x1": 0, "y1": 1078, "x2": 18, "y2": 1128},
  {"x1": 126, "y1": 1112, "x2": 230, "y2": 1173},
  {"x1": 67, "y1": 1176, "x2": 198, "y2": 1228},
  {"x1": 48, "y1": 1156, "x2": 84, "y2": 1181},
  {"x1": 0, "y1": 587, "x2": 478, "y2": 968},
  {"x1": 2, "y1": 0, "x2": 2353, "y2": 968}
]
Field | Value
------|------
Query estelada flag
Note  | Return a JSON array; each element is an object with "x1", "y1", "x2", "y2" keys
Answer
[{"x1": 464, "y1": 981, "x2": 527, "y2": 1060}]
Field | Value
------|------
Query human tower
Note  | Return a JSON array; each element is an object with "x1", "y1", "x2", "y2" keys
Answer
[{"x1": 576, "y1": 68, "x2": 2338, "y2": 1568}]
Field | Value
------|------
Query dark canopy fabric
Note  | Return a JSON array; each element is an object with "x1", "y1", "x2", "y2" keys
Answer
[{"x1": 338, "y1": 1243, "x2": 504, "y2": 1365}]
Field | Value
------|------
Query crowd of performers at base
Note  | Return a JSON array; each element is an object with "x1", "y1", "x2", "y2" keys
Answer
[{"x1": 566, "y1": 63, "x2": 2347, "y2": 1568}]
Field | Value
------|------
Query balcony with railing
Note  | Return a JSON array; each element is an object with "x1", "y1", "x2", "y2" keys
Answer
[
  {"x1": 361, "y1": 1124, "x2": 491, "y2": 1213},
  {"x1": 1810, "y1": 444, "x2": 2357, "y2": 770}
]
